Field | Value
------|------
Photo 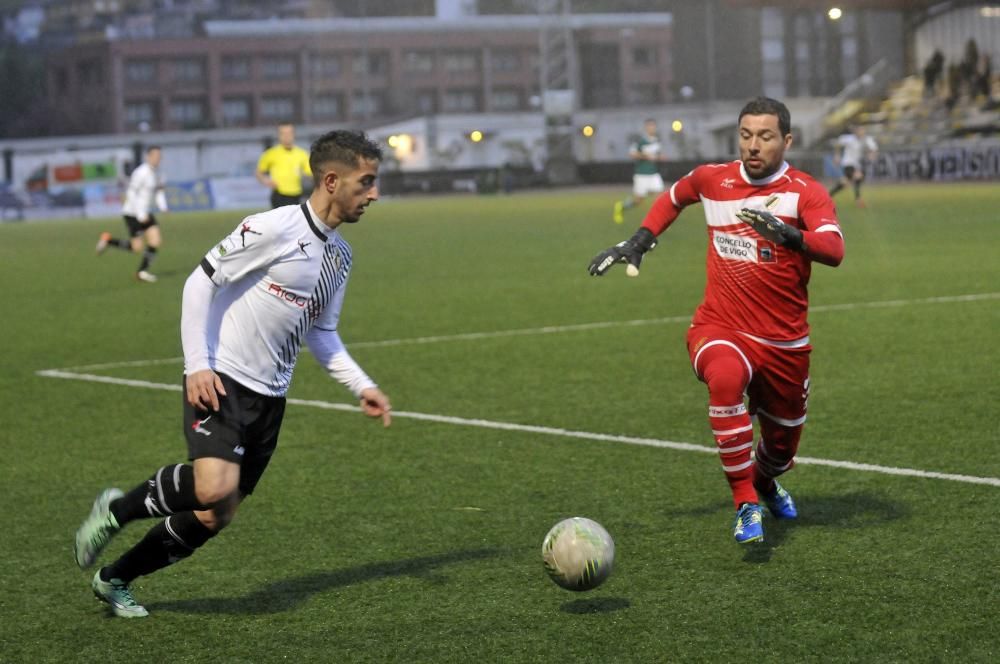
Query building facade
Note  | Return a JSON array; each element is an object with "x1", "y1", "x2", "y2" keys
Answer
[{"x1": 45, "y1": 13, "x2": 674, "y2": 135}]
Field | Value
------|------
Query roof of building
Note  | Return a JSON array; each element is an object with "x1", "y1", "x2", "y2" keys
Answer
[{"x1": 203, "y1": 12, "x2": 673, "y2": 37}]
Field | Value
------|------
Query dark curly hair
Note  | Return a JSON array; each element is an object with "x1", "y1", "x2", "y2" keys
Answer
[
  {"x1": 738, "y1": 97, "x2": 791, "y2": 137},
  {"x1": 309, "y1": 130, "x2": 383, "y2": 184}
]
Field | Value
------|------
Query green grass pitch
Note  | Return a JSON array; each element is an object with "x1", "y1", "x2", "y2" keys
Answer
[{"x1": 1, "y1": 183, "x2": 998, "y2": 662}]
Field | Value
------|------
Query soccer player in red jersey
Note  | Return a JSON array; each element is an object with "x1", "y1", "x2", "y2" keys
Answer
[{"x1": 589, "y1": 97, "x2": 844, "y2": 544}]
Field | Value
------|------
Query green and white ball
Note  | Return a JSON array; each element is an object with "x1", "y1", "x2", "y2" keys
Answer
[{"x1": 542, "y1": 517, "x2": 615, "y2": 591}]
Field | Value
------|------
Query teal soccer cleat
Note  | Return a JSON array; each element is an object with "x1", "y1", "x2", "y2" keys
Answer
[
  {"x1": 733, "y1": 503, "x2": 764, "y2": 544},
  {"x1": 92, "y1": 571, "x2": 148, "y2": 618},
  {"x1": 74, "y1": 488, "x2": 123, "y2": 569},
  {"x1": 762, "y1": 481, "x2": 798, "y2": 519}
]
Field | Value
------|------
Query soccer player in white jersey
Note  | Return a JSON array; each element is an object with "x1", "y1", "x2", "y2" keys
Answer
[
  {"x1": 589, "y1": 97, "x2": 844, "y2": 545},
  {"x1": 74, "y1": 130, "x2": 393, "y2": 617},
  {"x1": 95, "y1": 145, "x2": 169, "y2": 282},
  {"x1": 828, "y1": 124, "x2": 878, "y2": 208}
]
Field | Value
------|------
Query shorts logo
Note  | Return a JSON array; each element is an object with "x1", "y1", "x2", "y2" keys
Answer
[
  {"x1": 192, "y1": 415, "x2": 212, "y2": 436},
  {"x1": 233, "y1": 445, "x2": 245, "y2": 456},
  {"x1": 709, "y1": 404, "x2": 748, "y2": 417}
]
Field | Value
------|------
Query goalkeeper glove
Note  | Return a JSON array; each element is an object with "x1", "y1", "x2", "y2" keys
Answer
[
  {"x1": 736, "y1": 208, "x2": 804, "y2": 251},
  {"x1": 588, "y1": 227, "x2": 658, "y2": 276}
]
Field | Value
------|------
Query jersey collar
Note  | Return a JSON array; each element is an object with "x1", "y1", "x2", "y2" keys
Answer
[
  {"x1": 739, "y1": 160, "x2": 790, "y2": 186},
  {"x1": 300, "y1": 201, "x2": 333, "y2": 241}
]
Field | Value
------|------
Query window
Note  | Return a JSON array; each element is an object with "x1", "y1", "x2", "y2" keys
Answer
[
  {"x1": 261, "y1": 55, "x2": 297, "y2": 80},
  {"x1": 353, "y1": 52, "x2": 388, "y2": 76},
  {"x1": 442, "y1": 89, "x2": 479, "y2": 112},
  {"x1": 221, "y1": 97, "x2": 251, "y2": 126},
  {"x1": 350, "y1": 91, "x2": 385, "y2": 116},
  {"x1": 627, "y1": 84, "x2": 660, "y2": 105},
  {"x1": 415, "y1": 89, "x2": 436, "y2": 114},
  {"x1": 311, "y1": 94, "x2": 342, "y2": 120},
  {"x1": 125, "y1": 60, "x2": 156, "y2": 83},
  {"x1": 632, "y1": 46, "x2": 658, "y2": 67},
  {"x1": 311, "y1": 53, "x2": 342, "y2": 78},
  {"x1": 77, "y1": 59, "x2": 104, "y2": 86},
  {"x1": 169, "y1": 98, "x2": 205, "y2": 125},
  {"x1": 402, "y1": 50, "x2": 435, "y2": 74},
  {"x1": 172, "y1": 58, "x2": 205, "y2": 83},
  {"x1": 125, "y1": 100, "x2": 156, "y2": 126},
  {"x1": 221, "y1": 56, "x2": 250, "y2": 80},
  {"x1": 491, "y1": 49, "x2": 520, "y2": 72},
  {"x1": 490, "y1": 88, "x2": 521, "y2": 111},
  {"x1": 260, "y1": 96, "x2": 296, "y2": 121},
  {"x1": 442, "y1": 52, "x2": 478, "y2": 72}
]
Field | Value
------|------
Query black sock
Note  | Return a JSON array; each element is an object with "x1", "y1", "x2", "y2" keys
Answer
[
  {"x1": 853, "y1": 180, "x2": 862, "y2": 199},
  {"x1": 110, "y1": 464, "x2": 202, "y2": 526},
  {"x1": 138, "y1": 246, "x2": 157, "y2": 272},
  {"x1": 110, "y1": 238, "x2": 132, "y2": 249},
  {"x1": 829, "y1": 182, "x2": 844, "y2": 196},
  {"x1": 102, "y1": 512, "x2": 217, "y2": 584}
]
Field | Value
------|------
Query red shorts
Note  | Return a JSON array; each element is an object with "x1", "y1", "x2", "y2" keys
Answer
[{"x1": 686, "y1": 324, "x2": 811, "y2": 426}]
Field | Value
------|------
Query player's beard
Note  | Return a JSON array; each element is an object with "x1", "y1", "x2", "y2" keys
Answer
[{"x1": 742, "y1": 155, "x2": 779, "y2": 180}]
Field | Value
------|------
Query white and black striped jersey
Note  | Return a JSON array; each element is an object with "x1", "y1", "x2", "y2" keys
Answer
[
  {"x1": 182, "y1": 201, "x2": 374, "y2": 397},
  {"x1": 122, "y1": 162, "x2": 167, "y2": 221}
]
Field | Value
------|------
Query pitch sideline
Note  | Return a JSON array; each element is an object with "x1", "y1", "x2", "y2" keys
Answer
[{"x1": 36, "y1": 367, "x2": 1000, "y2": 488}]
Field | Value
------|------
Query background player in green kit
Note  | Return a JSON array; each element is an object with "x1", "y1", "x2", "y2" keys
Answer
[{"x1": 613, "y1": 118, "x2": 666, "y2": 224}]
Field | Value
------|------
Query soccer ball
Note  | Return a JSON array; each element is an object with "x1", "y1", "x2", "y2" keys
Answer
[{"x1": 541, "y1": 517, "x2": 615, "y2": 592}]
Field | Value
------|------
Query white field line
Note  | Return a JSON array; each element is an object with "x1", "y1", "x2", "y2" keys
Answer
[
  {"x1": 35, "y1": 368, "x2": 1000, "y2": 488},
  {"x1": 47, "y1": 291, "x2": 1000, "y2": 373}
]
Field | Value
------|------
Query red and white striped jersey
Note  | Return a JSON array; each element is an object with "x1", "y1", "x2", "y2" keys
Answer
[{"x1": 642, "y1": 160, "x2": 843, "y2": 343}]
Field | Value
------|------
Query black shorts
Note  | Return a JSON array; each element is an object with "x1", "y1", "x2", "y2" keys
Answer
[
  {"x1": 182, "y1": 372, "x2": 287, "y2": 495},
  {"x1": 842, "y1": 165, "x2": 863, "y2": 181},
  {"x1": 124, "y1": 215, "x2": 157, "y2": 238},
  {"x1": 270, "y1": 191, "x2": 302, "y2": 209}
]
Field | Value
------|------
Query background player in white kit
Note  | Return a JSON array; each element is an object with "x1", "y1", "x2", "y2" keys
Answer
[
  {"x1": 613, "y1": 119, "x2": 666, "y2": 224},
  {"x1": 589, "y1": 97, "x2": 844, "y2": 545},
  {"x1": 95, "y1": 145, "x2": 169, "y2": 282},
  {"x1": 74, "y1": 130, "x2": 393, "y2": 618},
  {"x1": 829, "y1": 124, "x2": 879, "y2": 208}
]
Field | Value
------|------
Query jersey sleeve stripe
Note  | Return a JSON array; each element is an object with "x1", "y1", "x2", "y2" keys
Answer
[
  {"x1": 815, "y1": 223, "x2": 843, "y2": 235},
  {"x1": 199, "y1": 257, "x2": 216, "y2": 278}
]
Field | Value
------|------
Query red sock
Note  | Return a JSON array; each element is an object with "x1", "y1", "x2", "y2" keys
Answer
[{"x1": 700, "y1": 345, "x2": 756, "y2": 508}]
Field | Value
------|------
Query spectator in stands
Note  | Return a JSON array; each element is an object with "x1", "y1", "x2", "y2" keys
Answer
[
  {"x1": 961, "y1": 39, "x2": 980, "y2": 90},
  {"x1": 974, "y1": 54, "x2": 993, "y2": 106},
  {"x1": 945, "y1": 63, "x2": 963, "y2": 110},
  {"x1": 923, "y1": 50, "x2": 945, "y2": 97}
]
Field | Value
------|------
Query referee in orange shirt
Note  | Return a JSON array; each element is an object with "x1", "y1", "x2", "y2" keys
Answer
[{"x1": 256, "y1": 123, "x2": 312, "y2": 208}]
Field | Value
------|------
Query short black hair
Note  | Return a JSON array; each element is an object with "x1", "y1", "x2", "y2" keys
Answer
[
  {"x1": 309, "y1": 130, "x2": 383, "y2": 183},
  {"x1": 146, "y1": 145, "x2": 162, "y2": 153},
  {"x1": 738, "y1": 97, "x2": 791, "y2": 137}
]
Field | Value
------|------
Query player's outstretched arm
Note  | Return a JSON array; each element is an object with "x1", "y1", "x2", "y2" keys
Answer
[
  {"x1": 736, "y1": 208, "x2": 804, "y2": 251},
  {"x1": 588, "y1": 227, "x2": 658, "y2": 277}
]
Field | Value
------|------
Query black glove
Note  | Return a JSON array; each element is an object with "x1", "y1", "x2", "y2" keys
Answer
[
  {"x1": 736, "y1": 208, "x2": 804, "y2": 251},
  {"x1": 588, "y1": 227, "x2": 658, "y2": 276}
]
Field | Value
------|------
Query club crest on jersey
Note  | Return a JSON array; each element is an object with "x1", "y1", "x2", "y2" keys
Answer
[
  {"x1": 764, "y1": 194, "x2": 780, "y2": 210},
  {"x1": 333, "y1": 250, "x2": 343, "y2": 271}
]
